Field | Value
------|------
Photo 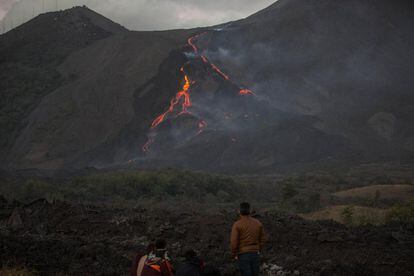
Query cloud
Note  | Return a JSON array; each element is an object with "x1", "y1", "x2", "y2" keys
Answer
[
  {"x1": 0, "y1": 0, "x2": 17, "y2": 19},
  {"x1": 1, "y1": 0, "x2": 276, "y2": 30}
]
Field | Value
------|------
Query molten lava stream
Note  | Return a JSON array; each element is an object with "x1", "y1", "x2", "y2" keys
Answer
[
  {"x1": 142, "y1": 31, "x2": 256, "y2": 153},
  {"x1": 142, "y1": 70, "x2": 194, "y2": 152},
  {"x1": 197, "y1": 120, "x2": 208, "y2": 135},
  {"x1": 200, "y1": 54, "x2": 231, "y2": 81},
  {"x1": 150, "y1": 73, "x2": 192, "y2": 129},
  {"x1": 210, "y1": 62, "x2": 230, "y2": 81},
  {"x1": 239, "y1": 89, "x2": 255, "y2": 96}
]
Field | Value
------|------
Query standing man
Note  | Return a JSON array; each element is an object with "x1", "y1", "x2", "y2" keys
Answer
[{"x1": 231, "y1": 202, "x2": 266, "y2": 276}]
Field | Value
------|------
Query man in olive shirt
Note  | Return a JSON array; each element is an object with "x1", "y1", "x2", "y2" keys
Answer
[{"x1": 231, "y1": 202, "x2": 266, "y2": 276}]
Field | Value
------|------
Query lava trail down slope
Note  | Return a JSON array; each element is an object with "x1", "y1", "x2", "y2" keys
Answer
[{"x1": 142, "y1": 31, "x2": 256, "y2": 152}]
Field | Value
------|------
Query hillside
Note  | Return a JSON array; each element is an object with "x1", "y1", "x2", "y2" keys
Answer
[
  {"x1": 0, "y1": 6, "x2": 126, "y2": 167},
  {"x1": 1, "y1": 0, "x2": 414, "y2": 172},
  {"x1": 334, "y1": 184, "x2": 414, "y2": 202},
  {"x1": 188, "y1": 0, "x2": 414, "y2": 170},
  {"x1": 0, "y1": 7, "x2": 195, "y2": 170}
]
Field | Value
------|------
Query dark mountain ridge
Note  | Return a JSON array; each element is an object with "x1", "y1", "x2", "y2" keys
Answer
[
  {"x1": 0, "y1": 6, "x2": 126, "y2": 166},
  {"x1": 1, "y1": 1, "x2": 414, "y2": 172}
]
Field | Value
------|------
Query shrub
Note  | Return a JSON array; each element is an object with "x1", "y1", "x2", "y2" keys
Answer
[
  {"x1": 0, "y1": 170, "x2": 243, "y2": 205},
  {"x1": 0, "y1": 267, "x2": 35, "y2": 276},
  {"x1": 386, "y1": 201, "x2": 414, "y2": 225},
  {"x1": 341, "y1": 206, "x2": 354, "y2": 225}
]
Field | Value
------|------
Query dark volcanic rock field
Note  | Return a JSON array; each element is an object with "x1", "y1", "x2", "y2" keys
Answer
[{"x1": 1, "y1": 198, "x2": 413, "y2": 275}]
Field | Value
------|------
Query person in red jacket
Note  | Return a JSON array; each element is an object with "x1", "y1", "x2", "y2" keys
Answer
[{"x1": 131, "y1": 239, "x2": 174, "y2": 276}]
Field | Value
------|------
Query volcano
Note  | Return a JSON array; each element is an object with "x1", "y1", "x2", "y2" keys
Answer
[{"x1": 1, "y1": 0, "x2": 414, "y2": 172}]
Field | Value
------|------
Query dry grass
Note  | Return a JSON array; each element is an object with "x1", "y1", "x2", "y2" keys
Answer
[
  {"x1": 0, "y1": 268, "x2": 34, "y2": 276},
  {"x1": 300, "y1": 205, "x2": 389, "y2": 225},
  {"x1": 333, "y1": 184, "x2": 414, "y2": 201}
]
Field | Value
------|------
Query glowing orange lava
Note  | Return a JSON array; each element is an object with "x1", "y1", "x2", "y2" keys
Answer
[
  {"x1": 200, "y1": 55, "x2": 231, "y2": 81},
  {"x1": 142, "y1": 31, "x2": 257, "y2": 153},
  {"x1": 197, "y1": 120, "x2": 208, "y2": 135},
  {"x1": 239, "y1": 89, "x2": 255, "y2": 96},
  {"x1": 188, "y1": 36, "x2": 198, "y2": 54},
  {"x1": 201, "y1": 55, "x2": 209, "y2": 63},
  {"x1": 210, "y1": 63, "x2": 230, "y2": 80},
  {"x1": 150, "y1": 72, "x2": 192, "y2": 129}
]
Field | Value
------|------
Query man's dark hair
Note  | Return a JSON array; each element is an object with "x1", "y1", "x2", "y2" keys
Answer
[
  {"x1": 183, "y1": 248, "x2": 197, "y2": 261},
  {"x1": 203, "y1": 265, "x2": 221, "y2": 276},
  {"x1": 239, "y1": 202, "x2": 251, "y2": 215},
  {"x1": 146, "y1": 243, "x2": 156, "y2": 254},
  {"x1": 155, "y1": 239, "x2": 167, "y2": 250}
]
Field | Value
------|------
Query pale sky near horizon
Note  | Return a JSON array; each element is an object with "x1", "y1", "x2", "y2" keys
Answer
[
  {"x1": 0, "y1": 0, "x2": 276, "y2": 31},
  {"x1": 0, "y1": 0, "x2": 15, "y2": 19}
]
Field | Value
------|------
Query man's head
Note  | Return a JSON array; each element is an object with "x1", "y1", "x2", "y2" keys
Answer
[
  {"x1": 154, "y1": 239, "x2": 167, "y2": 258},
  {"x1": 183, "y1": 247, "x2": 197, "y2": 261},
  {"x1": 239, "y1": 202, "x2": 251, "y2": 216},
  {"x1": 155, "y1": 239, "x2": 167, "y2": 250},
  {"x1": 146, "y1": 243, "x2": 156, "y2": 254}
]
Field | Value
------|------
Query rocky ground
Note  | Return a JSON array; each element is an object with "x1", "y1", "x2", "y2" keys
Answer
[{"x1": 0, "y1": 196, "x2": 413, "y2": 275}]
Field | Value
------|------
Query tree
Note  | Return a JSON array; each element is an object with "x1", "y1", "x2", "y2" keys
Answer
[
  {"x1": 282, "y1": 184, "x2": 298, "y2": 202},
  {"x1": 341, "y1": 206, "x2": 354, "y2": 225},
  {"x1": 373, "y1": 190, "x2": 381, "y2": 207}
]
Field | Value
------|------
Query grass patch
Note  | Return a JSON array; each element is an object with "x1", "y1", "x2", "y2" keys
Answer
[
  {"x1": 0, "y1": 267, "x2": 35, "y2": 276},
  {"x1": 333, "y1": 185, "x2": 414, "y2": 202},
  {"x1": 0, "y1": 169, "x2": 244, "y2": 205},
  {"x1": 300, "y1": 205, "x2": 389, "y2": 226}
]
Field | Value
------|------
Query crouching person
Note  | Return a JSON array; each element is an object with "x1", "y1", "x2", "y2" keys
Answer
[
  {"x1": 132, "y1": 239, "x2": 174, "y2": 276},
  {"x1": 231, "y1": 202, "x2": 266, "y2": 276},
  {"x1": 176, "y1": 248, "x2": 221, "y2": 276},
  {"x1": 175, "y1": 248, "x2": 204, "y2": 276}
]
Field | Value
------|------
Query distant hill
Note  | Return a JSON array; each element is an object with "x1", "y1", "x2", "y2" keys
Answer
[
  {"x1": 0, "y1": 6, "x2": 195, "y2": 170},
  {"x1": 0, "y1": 7, "x2": 127, "y2": 168},
  {"x1": 333, "y1": 184, "x2": 414, "y2": 202},
  {"x1": 1, "y1": 0, "x2": 414, "y2": 172}
]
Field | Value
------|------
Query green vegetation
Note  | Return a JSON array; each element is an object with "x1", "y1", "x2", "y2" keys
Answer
[
  {"x1": 386, "y1": 201, "x2": 414, "y2": 225},
  {"x1": 302, "y1": 205, "x2": 389, "y2": 226},
  {"x1": 0, "y1": 170, "x2": 243, "y2": 205},
  {"x1": 1, "y1": 168, "x2": 413, "y2": 222},
  {"x1": 341, "y1": 205, "x2": 354, "y2": 225},
  {"x1": 0, "y1": 267, "x2": 35, "y2": 276}
]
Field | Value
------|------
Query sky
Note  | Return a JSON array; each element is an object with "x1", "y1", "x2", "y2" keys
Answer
[
  {"x1": 0, "y1": 0, "x2": 14, "y2": 19},
  {"x1": 0, "y1": 0, "x2": 276, "y2": 31}
]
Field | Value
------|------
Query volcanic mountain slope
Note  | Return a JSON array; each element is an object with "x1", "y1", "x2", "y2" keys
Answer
[
  {"x1": 196, "y1": 0, "x2": 414, "y2": 166},
  {"x1": 1, "y1": 0, "x2": 414, "y2": 172},
  {"x1": 126, "y1": 0, "x2": 414, "y2": 172},
  {"x1": 0, "y1": 7, "x2": 196, "y2": 170},
  {"x1": 0, "y1": 6, "x2": 127, "y2": 166}
]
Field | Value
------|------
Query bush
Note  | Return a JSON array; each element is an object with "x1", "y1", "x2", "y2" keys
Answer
[
  {"x1": 341, "y1": 206, "x2": 354, "y2": 225},
  {"x1": 0, "y1": 267, "x2": 34, "y2": 276},
  {"x1": 386, "y1": 201, "x2": 414, "y2": 225},
  {"x1": 0, "y1": 170, "x2": 243, "y2": 205}
]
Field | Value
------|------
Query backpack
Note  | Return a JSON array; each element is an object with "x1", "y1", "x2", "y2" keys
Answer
[{"x1": 138, "y1": 254, "x2": 173, "y2": 276}]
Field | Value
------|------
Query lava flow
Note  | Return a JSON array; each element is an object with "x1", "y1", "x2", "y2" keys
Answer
[
  {"x1": 188, "y1": 32, "x2": 205, "y2": 54},
  {"x1": 150, "y1": 72, "x2": 192, "y2": 129},
  {"x1": 239, "y1": 89, "x2": 255, "y2": 96},
  {"x1": 142, "y1": 31, "x2": 256, "y2": 152}
]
